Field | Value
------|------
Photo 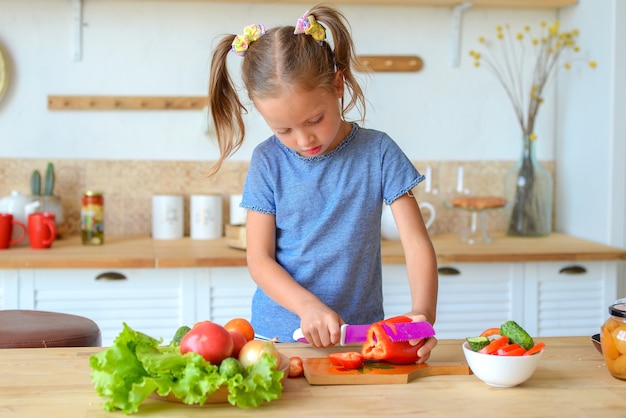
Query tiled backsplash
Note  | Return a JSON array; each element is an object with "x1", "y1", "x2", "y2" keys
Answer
[{"x1": 0, "y1": 158, "x2": 554, "y2": 238}]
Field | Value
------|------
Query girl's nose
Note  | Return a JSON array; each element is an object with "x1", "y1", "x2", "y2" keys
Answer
[{"x1": 297, "y1": 131, "x2": 315, "y2": 147}]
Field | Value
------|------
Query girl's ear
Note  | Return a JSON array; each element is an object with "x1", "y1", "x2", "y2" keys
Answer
[{"x1": 333, "y1": 70, "x2": 345, "y2": 98}]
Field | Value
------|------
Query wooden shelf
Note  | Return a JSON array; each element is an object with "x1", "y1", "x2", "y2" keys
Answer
[
  {"x1": 159, "y1": 0, "x2": 577, "y2": 8},
  {"x1": 358, "y1": 55, "x2": 423, "y2": 72},
  {"x1": 48, "y1": 95, "x2": 208, "y2": 110},
  {"x1": 46, "y1": 55, "x2": 425, "y2": 111}
]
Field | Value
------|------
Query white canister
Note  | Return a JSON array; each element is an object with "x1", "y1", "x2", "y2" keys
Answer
[
  {"x1": 190, "y1": 194, "x2": 223, "y2": 240},
  {"x1": 152, "y1": 195, "x2": 184, "y2": 240},
  {"x1": 229, "y1": 194, "x2": 247, "y2": 225}
]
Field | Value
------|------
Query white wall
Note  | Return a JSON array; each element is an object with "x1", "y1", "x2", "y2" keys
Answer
[
  {"x1": 2, "y1": 0, "x2": 622, "y2": 250},
  {"x1": 1, "y1": 0, "x2": 571, "y2": 163},
  {"x1": 557, "y1": 0, "x2": 625, "y2": 248}
]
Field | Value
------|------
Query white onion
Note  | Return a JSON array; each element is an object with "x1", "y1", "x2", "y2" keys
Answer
[{"x1": 238, "y1": 339, "x2": 280, "y2": 368}]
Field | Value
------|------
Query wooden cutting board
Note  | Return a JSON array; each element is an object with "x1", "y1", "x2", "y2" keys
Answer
[{"x1": 303, "y1": 358, "x2": 471, "y2": 385}]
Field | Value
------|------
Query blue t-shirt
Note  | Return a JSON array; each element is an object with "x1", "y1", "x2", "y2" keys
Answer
[{"x1": 241, "y1": 123, "x2": 423, "y2": 342}]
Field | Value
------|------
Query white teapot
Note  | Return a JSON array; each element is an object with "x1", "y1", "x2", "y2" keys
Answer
[
  {"x1": 0, "y1": 190, "x2": 39, "y2": 222},
  {"x1": 0, "y1": 190, "x2": 40, "y2": 240},
  {"x1": 381, "y1": 201, "x2": 436, "y2": 241}
]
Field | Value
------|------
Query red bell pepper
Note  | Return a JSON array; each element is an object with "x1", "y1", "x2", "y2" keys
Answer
[
  {"x1": 328, "y1": 352, "x2": 364, "y2": 369},
  {"x1": 360, "y1": 316, "x2": 426, "y2": 365},
  {"x1": 478, "y1": 336, "x2": 509, "y2": 355}
]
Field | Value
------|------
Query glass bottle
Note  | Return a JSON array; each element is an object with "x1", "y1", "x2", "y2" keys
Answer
[{"x1": 503, "y1": 134, "x2": 553, "y2": 236}]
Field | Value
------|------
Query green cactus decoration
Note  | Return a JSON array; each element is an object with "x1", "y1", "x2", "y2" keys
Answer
[
  {"x1": 30, "y1": 170, "x2": 41, "y2": 196},
  {"x1": 44, "y1": 162, "x2": 55, "y2": 196}
]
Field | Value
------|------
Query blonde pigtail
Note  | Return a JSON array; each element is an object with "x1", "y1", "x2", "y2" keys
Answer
[
  {"x1": 310, "y1": 5, "x2": 367, "y2": 123},
  {"x1": 207, "y1": 35, "x2": 247, "y2": 177}
]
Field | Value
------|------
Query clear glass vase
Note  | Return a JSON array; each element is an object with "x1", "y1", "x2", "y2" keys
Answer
[{"x1": 503, "y1": 135, "x2": 553, "y2": 236}]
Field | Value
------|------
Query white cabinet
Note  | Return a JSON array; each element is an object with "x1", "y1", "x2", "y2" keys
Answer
[
  {"x1": 383, "y1": 263, "x2": 524, "y2": 340},
  {"x1": 523, "y1": 261, "x2": 618, "y2": 337},
  {"x1": 2, "y1": 259, "x2": 617, "y2": 345},
  {"x1": 17, "y1": 268, "x2": 204, "y2": 346},
  {"x1": 7, "y1": 267, "x2": 257, "y2": 347},
  {"x1": 207, "y1": 267, "x2": 256, "y2": 325},
  {"x1": 0, "y1": 270, "x2": 18, "y2": 310},
  {"x1": 384, "y1": 261, "x2": 619, "y2": 339}
]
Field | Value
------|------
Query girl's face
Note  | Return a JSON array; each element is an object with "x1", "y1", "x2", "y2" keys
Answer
[{"x1": 253, "y1": 73, "x2": 349, "y2": 157}]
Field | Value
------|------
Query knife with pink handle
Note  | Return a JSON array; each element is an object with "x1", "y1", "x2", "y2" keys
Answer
[{"x1": 292, "y1": 321, "x2": 435, "y2": 346}]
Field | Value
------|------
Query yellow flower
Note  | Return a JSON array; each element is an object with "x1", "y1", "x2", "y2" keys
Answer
[{"x1": 470, "y1": 21, "x2": 595, "y2": 138}]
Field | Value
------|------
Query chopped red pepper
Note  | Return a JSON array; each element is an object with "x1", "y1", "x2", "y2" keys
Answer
[
  {"x1": 498, "y1": 347, "x2": 527, "y2": 356},
  {"x1": 479, "y1": 327, "x2": 501, "y2": 337},
  {"x1": 328, "y1": 352, "x2": 364, "y2": 370},
  {"x1": 524, "y1": 342, "x2": 545, "y2": 356},
  {"x1": 496, "y1": 343, "x2": 522, "y2": 353},
  {"x1": 478, "y1": 336, "x2": 510, "y2": 355},
  {"x1": 496, "y1": 343, "x2": 526, "y2": 356},
  {"x1": 360, "y1": 316, "x2": 425, "y2": 365}
]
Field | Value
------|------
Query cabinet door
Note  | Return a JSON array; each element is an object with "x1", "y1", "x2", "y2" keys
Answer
[
  {"x1": 523, "y1": 261, "x2": 618, "y2": 337},
  {"x1": 21, "y1": 268, "x2": 199, "y2": 346},
  {"x1": 0, "y1": 270, "x2": 18, "y2": 309},
  {"x1": 383, "y1": 263, "x2": 524, "y2": 339},
  {"x1": 208, "y1": 267, "x2": 256, "y2": 325}
]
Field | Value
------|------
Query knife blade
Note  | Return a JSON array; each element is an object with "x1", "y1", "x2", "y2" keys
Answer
[{"x1": 292, "y1": 321, "x2": 435, "y2": 346}]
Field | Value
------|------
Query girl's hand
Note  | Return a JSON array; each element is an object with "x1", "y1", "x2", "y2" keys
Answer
[
  {"x1": 298, "y1": 305, "x2": 343, "y2": 348},
  {"x1": 404, "y1": 313, "x2": 438, "y2": 364}
]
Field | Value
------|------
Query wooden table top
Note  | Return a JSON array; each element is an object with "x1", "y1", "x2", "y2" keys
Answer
[
  {"x1": 0, "y1": 232, "x2": 624, "y2": 269},
  {"x1": 0, "y1": 336, "x2": 623, "y2": 417}
]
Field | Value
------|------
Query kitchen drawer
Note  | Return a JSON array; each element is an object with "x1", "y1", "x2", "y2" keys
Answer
[
  {"x1": 435, "y1": 263, "x2": 524, "y2": 339},
  {"x1": 523, "y1": 261, "x2": 618, "y2": 337},
  {"x1": 383, "y1": 263, "x2": 524, "y2": 339},
  {"x1": 18, "y1": 268, "x2": 199, "y2": 346}
]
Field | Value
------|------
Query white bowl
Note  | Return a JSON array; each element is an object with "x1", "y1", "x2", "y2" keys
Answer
[{"x1": 462, "y1": 342, "x2": 543, "y2": 388}]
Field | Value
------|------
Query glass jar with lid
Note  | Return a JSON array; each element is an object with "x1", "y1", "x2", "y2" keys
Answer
[
  {"x1": 600, "y1": 302, "x2": 626, "y2": 380},
  {"x1": 81, "y1": 190, "x2": 104, "y2": 245}
]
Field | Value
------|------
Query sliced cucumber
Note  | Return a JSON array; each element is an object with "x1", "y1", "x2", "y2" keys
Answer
[{"x1": 466, "y1": 336, "x2": 490, "y2": 351}]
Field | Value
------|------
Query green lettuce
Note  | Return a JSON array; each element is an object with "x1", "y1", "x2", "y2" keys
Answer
[{"x1": 90, "y1": 323, "x2": 283, "y2": 414}]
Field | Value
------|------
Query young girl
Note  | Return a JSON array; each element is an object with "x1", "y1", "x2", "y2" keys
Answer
[{"x1": 208, "y1": 4, "x2": 438, "y2": 362}]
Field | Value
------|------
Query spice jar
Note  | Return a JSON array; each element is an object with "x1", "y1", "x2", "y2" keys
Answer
[
  {"x1": 81, "y1": 190, "x2": 104, "y2": 245},
  {"x1": 600, "y1": 302, "x2": 626, "y2": 380}
]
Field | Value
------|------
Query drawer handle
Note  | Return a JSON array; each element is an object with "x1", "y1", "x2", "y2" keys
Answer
[
  {"x1": 559, "y1": 265, "x2": 587, "y2": 275},
  {"x1": 95, "y1": 271, "x2": 128, "y2": 281},
  {"x1": 437, "y1": 266, "x2": 460, "y2": 276}
]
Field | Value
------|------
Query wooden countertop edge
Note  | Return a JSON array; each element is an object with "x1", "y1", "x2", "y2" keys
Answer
[{"x1": 0, "y1": 233, "x2": 624, "y2": 269}]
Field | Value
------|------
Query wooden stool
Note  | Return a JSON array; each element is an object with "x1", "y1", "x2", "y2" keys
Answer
[{"x1": 0, "y1": 310, "x2": 101, "y2": 348}]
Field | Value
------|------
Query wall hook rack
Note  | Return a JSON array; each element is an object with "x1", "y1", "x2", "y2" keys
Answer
[{"x1": 47, "y1": 95, "x2": 209, "y2": 110}]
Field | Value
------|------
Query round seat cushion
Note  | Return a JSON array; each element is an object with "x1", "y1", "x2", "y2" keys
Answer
[{"x1": 0, "y1": 310, "x2": 102, "y2": 348}]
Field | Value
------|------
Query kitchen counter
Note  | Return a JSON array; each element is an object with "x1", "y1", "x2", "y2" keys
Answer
[
  {"x1": 0, "y1": 232, "x2": 624, "y2": 269},
  {"x1": 0, "y1": 336, "x2": 622, "y2": 417}
]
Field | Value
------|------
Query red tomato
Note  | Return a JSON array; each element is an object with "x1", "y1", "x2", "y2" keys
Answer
[
  {"x1": 328, "y1": 352, "x2": 364, "y2": 370},
  {"x1": 180, "y1": 321, "x2": 234, "y2": 365},
  {"x1": 228, "y1": 330, "x2": 247, "y2": 358},
  {"x1": 288, "y1": 356, "x2": 304, "y2": 378}
]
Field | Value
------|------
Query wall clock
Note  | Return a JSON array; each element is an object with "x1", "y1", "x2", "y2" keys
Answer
[{"x1": 0, "y1": 44, "x2": 8, "y2": 103}]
